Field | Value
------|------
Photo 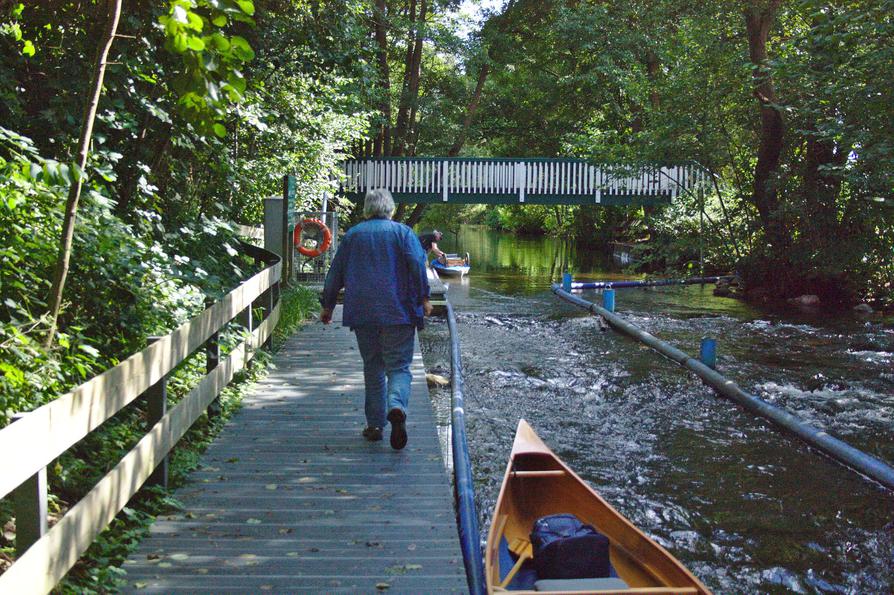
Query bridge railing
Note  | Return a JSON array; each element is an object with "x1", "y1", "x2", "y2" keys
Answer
[
  {"x1": 340, "y1": 157, "x2": 709, "y2": 205},
  {"x1": 0, "y1": 241, "x2": 281, "y2": 594}
]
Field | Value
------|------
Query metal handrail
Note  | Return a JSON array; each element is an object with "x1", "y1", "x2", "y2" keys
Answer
[{"x1": 446, "y1": 302, "x2": 486, "y2": 595}]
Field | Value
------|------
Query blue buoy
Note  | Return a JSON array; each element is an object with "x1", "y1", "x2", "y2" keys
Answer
[
  {"x1": 700, "y1": 338, "x2": 717, "y2": 369},
  {"x1": 562, "y1": 272, "x2": 572, "y2": 292},
  {"x1": 603, "y1": 289, "x2": 615, "y2": 312}
]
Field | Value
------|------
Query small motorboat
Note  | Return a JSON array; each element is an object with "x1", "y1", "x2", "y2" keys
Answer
[
  {"x1": 486, "y1": 420, "x2": 711, "y2": 594},
  {"x1": 431, "y1": 252, "x2": 470, "y2": 278}
]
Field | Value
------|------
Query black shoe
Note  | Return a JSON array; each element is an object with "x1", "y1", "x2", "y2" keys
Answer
[
  {"x1": 387, "y1": 408, "x2": 407, "y2": 450},
  {"x1": 362, "y1": 426, "x2": 383, "y2": 442}
]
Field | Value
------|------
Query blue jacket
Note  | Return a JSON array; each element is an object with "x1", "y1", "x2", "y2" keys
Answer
[{"x1": 321, "y1": 218, "x2": 431, "y2": 329}]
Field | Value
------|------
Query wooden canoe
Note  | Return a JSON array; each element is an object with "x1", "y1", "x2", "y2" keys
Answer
[{"x1": 486, "y1": 420, "x2": 711, "y2": 594}]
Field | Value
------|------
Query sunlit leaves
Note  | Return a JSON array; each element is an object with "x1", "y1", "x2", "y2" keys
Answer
[{"x1": 159, "y1": 0, "x2": 256, "y2": 137}]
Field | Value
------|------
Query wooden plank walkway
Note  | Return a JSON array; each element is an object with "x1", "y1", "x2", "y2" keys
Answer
[{"x1": 121, "y1": 306, "x2": 467, "y2": 593}]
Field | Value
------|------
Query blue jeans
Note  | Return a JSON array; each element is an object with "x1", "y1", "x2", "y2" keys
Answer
[{"x1": 353, "y1": 325, "x2": 416, "y2": 428}]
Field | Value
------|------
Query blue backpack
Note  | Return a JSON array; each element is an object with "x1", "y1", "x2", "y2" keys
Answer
[{"x1": 530, "y1": 514, "x2": 612, "y2": 580}]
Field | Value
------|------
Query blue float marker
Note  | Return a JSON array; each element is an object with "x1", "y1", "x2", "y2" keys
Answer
[
  {"x1": 603, "y1": 289, "x2": 615, "y2": 312},
  {"x1": 562, "y1": 272, "x2": 572, "y2": 292},
  {"x1": 700, "y1": 338, "x2": 717, "y2": 369}
]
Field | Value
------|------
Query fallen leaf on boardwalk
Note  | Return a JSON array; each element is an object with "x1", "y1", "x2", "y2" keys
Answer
[
  {"x1": 385, "y1": 563, "x2": 422, "y2": 574},
  {"x1": 146, "y1": 553, "x2": 160, "y2": 560},
  {"x1": 279, "y1": 528, "x2": 293, "y2": 534},
  {"x1": 246, "y1": 518, "x2": 262, "y2": 524},
  {"x1": 169, "y1": 553, "x2": 189, "y2": 561},
  {"x1": 157, "y1": 562, "x2": 172, "y2": 568},
  {"x1": 226, "y1": 457, "x2": 239, "y2": 463},
  {"x1": 239, "y1": 553, "x2": 257, "y2": 559},
  {"x1": 265, "y1": 484, "x2": 278, "y2": 490},
  {"x1": 260, "y1": 585, "x2": 273, "y2": 591},
  {"x1": 197, "y1": 568, "x2": 209, "y2": 574},
  {"x1": 134, "y1": 582, "x2": 147, "y2": 589},
  {"x1": 286, "y1": 552, "x2": 299, "y2": 557},
  {"x1": 375, "y1": 582, "x2": 391, "y2": 590},
  {"x1": 407, "y1": 544, "x2": 417, "y2": 551}
]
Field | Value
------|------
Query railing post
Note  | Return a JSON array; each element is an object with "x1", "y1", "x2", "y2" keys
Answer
[
  {"x1": 11, "y1": 412, "x2": 47, "y2": 556},
  {"x1": 442, "y1": 160, "x2": 448, "y2": 202},
  {"x1": 603, "y1": 289, "x2": 615, "y2": 312},
  {"x1": 145, "y1": 336, "x2": 169, "y2": 488},
  {"x1": 700, "y1": 338, "x2": 717, "y2": 369},
  {"x1": 263, "y1": 280, "x2": 278, "y2": 350},
  {"x1": 205, "y1": 297, "x2": 221, "y2": 419},
  {"x1": 282, "y1": 174, "x2": 295, "y2": 285}
]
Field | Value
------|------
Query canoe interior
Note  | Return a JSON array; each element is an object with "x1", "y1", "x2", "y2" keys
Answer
[{"x1": 486, "y1": 421, "x2": 710, "y2": 594}]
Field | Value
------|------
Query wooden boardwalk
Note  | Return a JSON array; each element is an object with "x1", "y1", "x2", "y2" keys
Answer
[{"x1": 121, "y1": 307, "x2": 467, "y2": 593}]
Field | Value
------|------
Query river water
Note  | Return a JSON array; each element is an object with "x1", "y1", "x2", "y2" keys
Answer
[{"x1": 419, "y1": 225, "x2": 894, "y2": 594}]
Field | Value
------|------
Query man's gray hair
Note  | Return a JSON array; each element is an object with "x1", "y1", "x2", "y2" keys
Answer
[{"x1": 363, "y1": 188, "x2": 395, "y2": 219}]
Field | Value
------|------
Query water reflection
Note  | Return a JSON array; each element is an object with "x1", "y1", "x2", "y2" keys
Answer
[{"x1": 421, "y1": 224, "x2": 894, "y2": 594}]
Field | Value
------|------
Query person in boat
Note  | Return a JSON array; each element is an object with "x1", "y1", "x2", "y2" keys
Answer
[
  {"x1": 320, "y1": 189, "x2": 432, "y2": 450},
  {"x1": 418, "y1": 229, "x2": 445, "y2": 264}
]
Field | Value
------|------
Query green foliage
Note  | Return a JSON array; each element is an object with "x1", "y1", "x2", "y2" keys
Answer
[
  {"x1": 459, "y1": 0, "x2": 893, "y2": 302},
  {"x1": 159, "y1": 0, "x2": 256, "y2": 137}
]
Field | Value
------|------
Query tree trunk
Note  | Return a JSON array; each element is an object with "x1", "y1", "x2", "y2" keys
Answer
[
  {"x1": 45, "y1": 0, "x2": 122, "y2": 348},
  {"x1": 646, "y1": 49, "x2": 661, "y2": 110},
  {"x1": 393, "y1": 0, "x2": 428, "y2": 156},
  {"x1": 374, "y1": 0, "x2": 391, "y2": 156},
  {"x1": 448, "y1": 62, "x2": 489, "y2": 156},
  {"x1": 404, "y1": 202, "x2": 427, "y2": 227},
  {"x1": 744, "y1": 1, "x2": 786, "y2": 247}
]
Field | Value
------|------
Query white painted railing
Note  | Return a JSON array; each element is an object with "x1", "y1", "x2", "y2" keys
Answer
[{"x1": 340, "y1": 158, "x2": 708, "y2": 203}]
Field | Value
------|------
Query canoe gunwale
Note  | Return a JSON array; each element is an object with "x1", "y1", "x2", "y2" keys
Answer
[{"x1": 485, "y1": 420, "x2": 711, "y2": 595}]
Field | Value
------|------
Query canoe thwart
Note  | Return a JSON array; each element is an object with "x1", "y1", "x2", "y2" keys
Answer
[{"x1": 511, "y1": 470, "x2": 567, "y2": 478}]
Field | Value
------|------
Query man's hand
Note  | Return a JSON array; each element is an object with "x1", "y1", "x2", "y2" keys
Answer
[
  {"x1": 422, "y1": 299, "x2": 433, "y2": 316},
  {"x1": 320, "y1": 307, "x2": 333, "y2": 324}
]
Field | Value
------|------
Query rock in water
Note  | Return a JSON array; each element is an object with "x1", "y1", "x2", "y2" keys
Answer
[
  {"x1": 426, "y1": 373, "x2": 450, "y2": 387},
  {"x1": 788, "y1": 294, "x2": 820, "y2": 306},
  {"x1": 853, "y1": 303, "x2": 873, "y2": 314}
]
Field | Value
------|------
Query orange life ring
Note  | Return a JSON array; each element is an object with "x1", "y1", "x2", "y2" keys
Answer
[{"x1": 293, "y1": 218, "x2": 332, "y2": 258}]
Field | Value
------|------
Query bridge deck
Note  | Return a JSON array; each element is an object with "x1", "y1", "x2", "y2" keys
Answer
[{"x1": 121, "y1": 306, "x2": 466, "y2": 593}]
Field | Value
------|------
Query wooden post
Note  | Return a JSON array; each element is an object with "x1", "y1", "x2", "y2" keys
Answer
[
  {"x1": 281, "y1": 174, "x2": 295, "y2": 286},
  {"x1": 698, "y1": 171, "x2": 705, "y2": 277},
  {"x1": 145, "y1": 336, "x2": 168, "y2": 488},
  {"x1": 205, "y1": 297, "x2": 221, "y2": 419},
  {"x1": 263, "y1": 280, "x2": 278, "y2": 350},
  {"x1": 11, "y1": 412, "x2": 47, "y2": 556}
]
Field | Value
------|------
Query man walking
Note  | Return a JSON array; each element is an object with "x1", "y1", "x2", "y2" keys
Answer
[{"x1": 320, "y1": 189, "x2": 432, "y2": 450}]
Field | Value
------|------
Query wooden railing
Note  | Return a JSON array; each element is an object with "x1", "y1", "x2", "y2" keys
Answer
[{"x1": 0, "y1": 241, "x2": 281, "y2": 594}]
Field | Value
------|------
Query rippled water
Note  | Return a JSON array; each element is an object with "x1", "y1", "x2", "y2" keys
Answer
[{"x1": 420, "y1": 225, "x2": 894, "y2": 594}]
